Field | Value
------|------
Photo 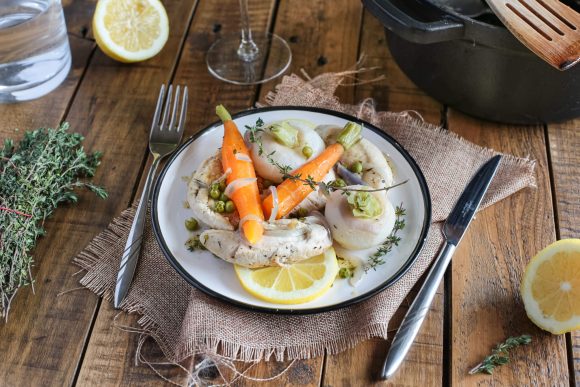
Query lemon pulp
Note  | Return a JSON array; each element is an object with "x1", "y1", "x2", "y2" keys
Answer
[
  {"x1": 521, "y1": 239, "x2": 580, "y2": 334},
  {"x1": 234, "y1": 248, "x2": 339, "y2": 305},
  {"x1": 93, "y1": 0, "x2": 169, "y2": 63}
]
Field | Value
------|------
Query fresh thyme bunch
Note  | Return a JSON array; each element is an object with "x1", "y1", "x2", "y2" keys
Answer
[{"x1": 0, "y1": 123, "x2": 107, "y2": 319}]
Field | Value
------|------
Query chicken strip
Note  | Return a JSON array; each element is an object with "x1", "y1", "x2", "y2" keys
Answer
[
  {"x1": 200, "y1": 217, "x2": 332, "y2": 267},
  {"x1": 315, "y1": 125, "x2": 393, "y2": 188},
  {"x1": 187, "y1": 152, "x2": 233, "y2": 231}
]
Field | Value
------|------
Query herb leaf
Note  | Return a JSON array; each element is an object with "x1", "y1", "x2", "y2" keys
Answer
[
  {"x1": 365, "y1": 204, "x2": 406, "y2": 271},
  {"x1": 469, "y1": 335, "x2": 532, "y2": 375}
]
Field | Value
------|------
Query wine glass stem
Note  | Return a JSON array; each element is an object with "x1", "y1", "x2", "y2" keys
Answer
[{"x1": 237, "y1": 0, "x2": 259, "y2": 62}]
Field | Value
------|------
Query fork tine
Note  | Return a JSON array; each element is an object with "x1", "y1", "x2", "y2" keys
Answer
[
  {"x1": 160, "y1": 84, "x2": 173, "y2": 130},
  {"x1": 150, "y1": 84, "x2": 165, "y2": 133},
  {"x1": 177, "y1": 86, "x2": 188, "y2": 133},
  {"x1": 168, "y1": 85, "x2": 181, "y2": 131}
]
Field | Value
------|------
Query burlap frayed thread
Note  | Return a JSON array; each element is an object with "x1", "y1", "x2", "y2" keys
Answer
[{"x1": 74, "y1": 71, "x2": 537, "y2": 382}]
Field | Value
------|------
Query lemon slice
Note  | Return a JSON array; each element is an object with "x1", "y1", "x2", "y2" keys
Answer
[
  {"x1": 234, "y1": 248, "x2": 339, "y2": 304},
  {"x1": 93, "y1": 0, "x2": 169, "y2": 63},
  {"x1": 521, "y1": 239, "x2": 580, "y2": 334}
]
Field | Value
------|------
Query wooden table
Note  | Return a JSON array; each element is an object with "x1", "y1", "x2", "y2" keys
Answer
[{"x1": 0, "y1": 0, "x2": 578, "y2": 385}]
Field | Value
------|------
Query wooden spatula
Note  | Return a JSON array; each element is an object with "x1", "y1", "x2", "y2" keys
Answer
[{"x1": 485, "y1": 0, "x2": 580, "y2": 70}]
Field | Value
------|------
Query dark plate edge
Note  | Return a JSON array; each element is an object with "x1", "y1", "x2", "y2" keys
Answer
[{"x1": 151, "y1": 106, "x2": 432, "y2": 315}]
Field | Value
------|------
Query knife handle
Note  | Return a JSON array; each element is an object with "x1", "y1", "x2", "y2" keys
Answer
[
  {"x1": 113, "y1": 156, "x2": 161, "y2": 308},
  {"x1": 380, "y1": 242, "x2": 456, "y2": 380}
]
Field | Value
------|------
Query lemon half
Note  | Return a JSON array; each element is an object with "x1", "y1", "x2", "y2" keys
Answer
[
  {"x1": 235, "y1": 248, "x2": 339, "y2": 305},
  {"x1": 93, "y1": 0, "x2": 169, "y2": 63},
  {"x1": 521, "y1": 239, "x2": 580, "y2": 334}
]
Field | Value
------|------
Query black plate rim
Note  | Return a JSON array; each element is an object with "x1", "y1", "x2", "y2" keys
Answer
[{"x1": 151, "y1": 106, "x2": 432, "y2": 315}]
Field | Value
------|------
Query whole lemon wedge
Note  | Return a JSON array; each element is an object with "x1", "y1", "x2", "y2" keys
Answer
[
  {"x1": 521, "y1": 239, "x2": 580, "y2": 334},
  {"x1": 93, "y1": 0, "x2": 169, "y2": 63},
  {"x1": 234, "y1": 248, "x2": 339, "y2": 305}
]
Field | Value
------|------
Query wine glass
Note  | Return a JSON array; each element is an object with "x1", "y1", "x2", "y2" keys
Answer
[{"x1": 206, "y1": 0, "x2": 292, "y2": 85}]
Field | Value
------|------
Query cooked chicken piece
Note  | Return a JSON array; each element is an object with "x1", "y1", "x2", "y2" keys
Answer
[
  {"x1": 315, "y1": 125, "x2": 393, "y2": 188},
  {"x1": 186, "y1": 152, "x2": 233, "y2": 231},
  {"x1": 200, "y1": 217, "x2": 332, "y2": 267}
]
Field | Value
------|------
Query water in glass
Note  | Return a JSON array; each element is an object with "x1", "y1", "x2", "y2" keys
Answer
[{"x1": 0, "y1": 0, "x2": 71, "y2": 103}]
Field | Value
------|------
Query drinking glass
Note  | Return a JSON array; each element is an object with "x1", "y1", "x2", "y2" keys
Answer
[
  {"x1": 206, "y1": 0, "x2": 292, "y2": 85},
  {"x1": 0, "y1": 0, "x2": 71, "y2": 103}
]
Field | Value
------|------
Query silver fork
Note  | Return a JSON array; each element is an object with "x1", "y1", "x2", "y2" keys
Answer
[{"x1": 113, "y1": 84, "x2": 188, "y2": 308}]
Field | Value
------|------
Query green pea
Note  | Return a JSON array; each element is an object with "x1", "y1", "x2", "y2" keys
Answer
[
  {"x1": 225, "y1": 200, "x2": 235, "y2": 213},
  {"x1": 210, "y1": 188, "x2": 221, "y2": 200},
  {"x1": 302, "y1": 146, "x2": 313, "y2": 158},
  {"x1": 214, "y1": 201, "x2": 225, "y2": 213},
  {"x1": 210, "y1": 182, "x2": 220, "y2": 192},
  {"x1": 219, "y1": 193, "x2": 229, "y2": 202},
  {"x1": 184, "y1": 217, "x2": 199, "y2": 231},
  {"x1": 219, "y1": 180, "x2": 227, "y2": 191},
  {"x1": 333, "y1": 178, "x2": 346, "y2": 187},
  {"x1": 350, "y1": 161, "x2": 363, "y2": 174}
]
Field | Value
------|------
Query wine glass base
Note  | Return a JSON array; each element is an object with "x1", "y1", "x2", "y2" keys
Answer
[{"x1": 206, "y1": 32, "x2": 292, "y2": 85}]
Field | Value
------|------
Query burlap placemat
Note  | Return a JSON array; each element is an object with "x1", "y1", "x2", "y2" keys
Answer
[{"x1": 75, "y1": 72, "x2": 536, "y2": 371}]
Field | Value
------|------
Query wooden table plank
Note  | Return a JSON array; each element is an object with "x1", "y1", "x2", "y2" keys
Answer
[
  {"x1": 321, "y1": 10, "x2": 446, "y2": 386},
  {"x1": 448, "y1": 112, "x2": 569, "y2": 386},
  {"x1": 0, "y1": 1, "x2": 198, "y2": 386},
  {"x1": 547, "y1": 119, "x2": 580, "y2": 385}
]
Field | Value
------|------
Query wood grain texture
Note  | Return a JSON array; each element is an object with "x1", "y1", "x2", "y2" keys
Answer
[
  {"x1": 320, "y1": 9, "x2": 445, "y2": 386},
  {"x1": 257, "y1": 0, "x2": 364, "y2": 104},
  {"x1": 0, "y1": 0, "x2": 197, "y2": 386},
  {"x1": 547, "y1": 119, "x2": 580, "y2": 385},
  {"x1": 448, "y1": 111, "x2": 569, "y2": 386}
]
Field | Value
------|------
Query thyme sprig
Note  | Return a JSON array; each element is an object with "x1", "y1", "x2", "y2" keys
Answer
[
  {"x1": 469, "y1": 335, "x2": 532, "y2": 375},
  {"x1": 365, "y1": 204, "x2": 406, "y2": 272},
  {"x1": 0, "y1": 123, "x2": 107, "y2": 320}
]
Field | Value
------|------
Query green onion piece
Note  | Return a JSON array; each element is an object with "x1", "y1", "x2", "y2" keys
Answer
[
  {"x1": 346, "y1": 191, "x2": 383, "y2": 218},
  {"x1": 270, "y1": 122, "x2": 299, "y2": 148},
  {"x1": 337, "y1": 122, "x2": 362, "y2": 150}
]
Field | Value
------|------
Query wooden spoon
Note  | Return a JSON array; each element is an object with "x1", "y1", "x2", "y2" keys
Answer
[{"x1": 485, "y1": 0, "x2": 580, "y2": 70}]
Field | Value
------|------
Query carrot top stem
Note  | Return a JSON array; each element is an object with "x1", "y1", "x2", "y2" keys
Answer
[
  {"x1": 216, "y1": 105, "x2": 232, "y2": 122},
  {"x1": 337, "y1": 122, "x2": 362, "y2": 150}
]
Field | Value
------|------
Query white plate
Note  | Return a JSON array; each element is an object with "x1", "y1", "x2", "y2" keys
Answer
[{"x1": 152, "y1": 107, "x2": 431, "y2": 314}]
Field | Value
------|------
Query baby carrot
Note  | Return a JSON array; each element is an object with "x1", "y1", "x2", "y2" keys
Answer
[
  {"x1": 216, "y1": 105, "x2": 264, "y2": 244},
  {"x1": 262, "y1": 122, "x2": 362, "y2": 220}
]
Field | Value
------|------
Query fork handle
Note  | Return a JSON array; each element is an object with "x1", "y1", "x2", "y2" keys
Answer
[{"x1": 113, "y1": 155, "x2": 161, "y2": 308}]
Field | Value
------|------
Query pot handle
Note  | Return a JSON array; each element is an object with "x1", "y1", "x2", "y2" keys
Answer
[{"x1": 363, "y1": 0, "x2": 465, "y2": 44}]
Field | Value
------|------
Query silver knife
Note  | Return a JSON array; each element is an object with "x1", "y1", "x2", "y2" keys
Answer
[{"x1": 380, "y1": 155, "x2": 502, "y2": 380}]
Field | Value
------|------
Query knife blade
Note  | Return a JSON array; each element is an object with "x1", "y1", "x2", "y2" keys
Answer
[{"x1": 380, "y1": 155, "x2": 502, "y2": 380}]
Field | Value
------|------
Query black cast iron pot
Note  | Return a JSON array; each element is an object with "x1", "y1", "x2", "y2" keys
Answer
[{"x1": 363, "y1": 0, "x2": 580, "y2": 124}]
